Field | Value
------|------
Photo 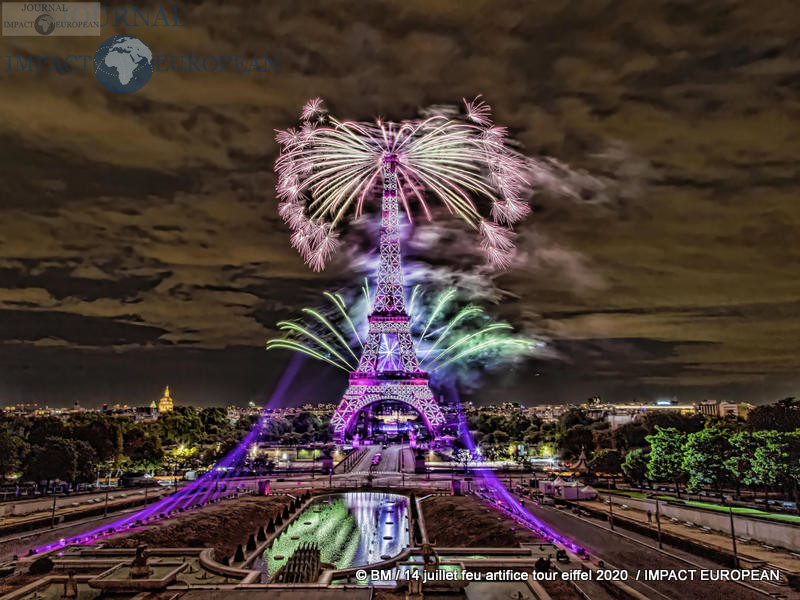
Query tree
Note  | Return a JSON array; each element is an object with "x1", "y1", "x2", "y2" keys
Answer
[
  {"x1": 70, "y1": 413, "x2": 122, "y2": 466},
  {"x1": 746, "y1": 398, "x2": 800, "y2": 432},
  {"x1": 681, "y1": 426, "x2": 733, "y2": 492},
  {"x1": 592, "y1": 427, "x2": 615, "y2": 451},
  {"x1": 293, "y1": 411, "x2": 322, "y2": 434},
  {"x1": 455, "y1": 449, "x2": 473, "y2": 472},
  {"x1": 640, "y1": 410, "x2": 705, "y2": 434},
  {"x1": 646, "y1": 426, "x2": 687, "y2": 497},
  {"x1": 725, "y1": 430, "x2": 759, "y2": 498},
  {"x1": 558, "y1": 408, "x2": 591, "y2": 432},
  {"x1": 0, "y1": 429, "x2": 27, "y2": 479},
  {"x1": 24, "y1": 437, "x2": 79, "y2": 485},
  {"x1": 124, "y1": 426, "x2": 164, "y2": 471},
  {"x1": 783, "y1": 431, "x2": 800, "y2": 510},
  {"x1": 261, "y1": 418, "x2": 292, "y2": 442},
  {"x1": 200, "y1": 407, "x2": 229, "y2": 437},
  {"x1": 489, "y1": 430, "x2": 510, "y2": 445},
  {"x1": 73, "y1": 440, "x2": 98, "y2": 483},
  {"x1": 316, "y1": 416, "x2": 333, "y2": 443},
  {"x1": 612, "y1": 422, "x2": 648, "y2": 451},
  {"x1": 505, "y1": 413, "x2": 535, "y2": 439},
  {"x1": 281, "y1": 432, "x2": 303, "y2": 446},
  {"x1": 557, "y1": 425, "x2": 594, "y2": 459},
  {"x1": 622, "y1": 448, "x2": 650, "y2": 488},
  {"x1": 235, "y1": 414, "x2": 259, "y2": 432},
  {"x1": 26, "y1": 416, "x2": 69, "y2": 446},
  {"x1": 750, "y1": 430, "x2": 800, "y2": 505},
  {"x1": 589, "y1": 449, "x2": 622, "y2": 474},
  {"x1": 158, "y1": 406, "x2": 203, "y2": 444},
  {"x1": 522, "y1": 425, "x2": 543, "y2": 447}
]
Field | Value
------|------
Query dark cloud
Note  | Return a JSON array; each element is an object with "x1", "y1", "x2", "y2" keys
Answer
[
  {"x1": 0, "y1": 0, "x2": 799, "y2": 407},
  {"x1": 0, "y1": 309, "x2": 167, "y2": 346},
  {"x1": 0, "y1": 264, "x2": 168, "y2": 301}
]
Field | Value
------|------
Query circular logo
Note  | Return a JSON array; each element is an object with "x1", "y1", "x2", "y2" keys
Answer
[
  {"x1": 93, "y1": 35, "x2": 154, "y2": 94},
  {"x1": 34, "y1": 14, "x2": 55, "y2": 35}
]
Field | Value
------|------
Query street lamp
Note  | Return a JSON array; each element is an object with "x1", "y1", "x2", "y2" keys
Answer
[
  {"x1": 725, "y1": 496, "x2": 740, "y2": 569},
  {"x1": 400, "y1": 434, "x2": 404, "y2": 472},
  {"x1": 50, "y1": 491, "x2": 57, "y2": 529},
  {"x1": 654, "y1": 497, "x2": 663, "y2": 549},
  {"x1": 173, "y1": 465, "x2": 178, "y2": 494},
  {"x1": 104, "y1": 471, "x2": 110, "y2": 517},
  {"x1": 608, "y1": 492, "x2": 614, "y2": 530}
]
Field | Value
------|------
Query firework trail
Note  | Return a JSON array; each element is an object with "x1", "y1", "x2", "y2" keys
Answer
[
  {"x1": 266, "y1": 283, "x2": 542, "y2": 384},
  {"x1": 274, "y1": 96, "x2": 534, "y2": 271}
]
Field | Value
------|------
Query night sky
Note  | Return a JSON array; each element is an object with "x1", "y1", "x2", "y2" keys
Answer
[{"x1": 1, "y1": 1, "x2": 798, "y2": 408}]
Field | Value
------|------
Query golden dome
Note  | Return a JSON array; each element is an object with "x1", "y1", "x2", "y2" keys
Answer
[{"x1": 158, "y1": 385, "x2": 174, "y2": 413}]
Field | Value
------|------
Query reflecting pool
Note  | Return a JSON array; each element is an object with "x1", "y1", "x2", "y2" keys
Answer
[{"x1": 261, "y1": 492, "x2": 409, "y2": 580}]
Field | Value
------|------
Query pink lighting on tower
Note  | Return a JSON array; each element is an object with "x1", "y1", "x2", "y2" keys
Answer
[{"x1": 330, "y1": 154, "x2": 445, "y2": 442}]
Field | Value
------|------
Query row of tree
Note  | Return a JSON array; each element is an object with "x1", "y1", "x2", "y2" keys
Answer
[
  {"x1": 0, "y1": 407, "x2": 331, "y2": 484},
  {"x1": 465, "y1": 404, "x2": 708, "y2": 461},
  {"x1": 646, "y1": 425, "x2": 800, "y2": 500},
  {"x1": 467, "y1": 398, "x2": 800, "y2": 500}
]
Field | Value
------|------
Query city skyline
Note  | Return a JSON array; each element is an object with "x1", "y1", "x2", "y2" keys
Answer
[
  {"x1": 1, "y1": 1, "x2": 799, "y2": 407},
  {"x1": 1, "y1": 381, "x2": 759, "y2": 413}
]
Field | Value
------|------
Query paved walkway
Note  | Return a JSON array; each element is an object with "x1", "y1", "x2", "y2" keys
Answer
[
  {"x1": 0, "y1": 488, "x2": 171, "y2": 532},
  {"x1": 582, "y1": 499, "x2": 800, "y2": 572}
]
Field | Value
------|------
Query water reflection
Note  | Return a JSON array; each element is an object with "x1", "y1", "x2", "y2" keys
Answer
[{"x1": 263, "y1": 492, "x2": 409, "y2": 580}]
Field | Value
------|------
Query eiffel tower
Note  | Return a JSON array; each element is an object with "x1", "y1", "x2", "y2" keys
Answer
[{"x1": 331, "y1": 155, "x2": 445, "y2": 443}]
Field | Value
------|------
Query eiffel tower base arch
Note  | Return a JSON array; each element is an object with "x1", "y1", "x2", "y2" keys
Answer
[{"x1": 331, "y1": 379, "x2": 445, "y2": 444}]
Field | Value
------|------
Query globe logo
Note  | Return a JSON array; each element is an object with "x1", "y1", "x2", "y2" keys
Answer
[
  {"x1": 94, "y1": 35, "x2": 154, "y2": 94},
  {"x1": 34, "y1": 14, "x2": 55, "y2": 35}
]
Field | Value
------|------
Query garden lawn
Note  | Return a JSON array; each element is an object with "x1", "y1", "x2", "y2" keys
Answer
[{"x1": 597, "y1": 489, "x2": 800, "y2": 524}]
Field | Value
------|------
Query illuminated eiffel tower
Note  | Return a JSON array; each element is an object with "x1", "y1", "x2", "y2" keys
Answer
[{"x1": 330, "y1": 155, "x2": 445, "y2": 443}]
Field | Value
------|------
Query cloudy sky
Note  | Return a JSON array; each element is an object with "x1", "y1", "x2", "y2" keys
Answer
[{"x1": 1, "y1": 0, "x2": 798, "y2": 408}]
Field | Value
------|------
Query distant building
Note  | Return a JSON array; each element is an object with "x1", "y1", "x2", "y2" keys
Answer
[
  {"x1": 698, "y1": 400, "x2": 753, "y2": 419},
  {"x1": 158, "y1": 385, "x2": 174, "y2": 413}
]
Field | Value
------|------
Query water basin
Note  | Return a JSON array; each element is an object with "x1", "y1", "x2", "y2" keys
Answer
[{"x1": 262, "y1": 492, "x2": 409, "y2": 580}]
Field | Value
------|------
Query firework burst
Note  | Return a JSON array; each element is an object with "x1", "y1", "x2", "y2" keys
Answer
[
  {"x1": 274, "y1": 97, "x2": 534, "y2": 270},
  {"x1": 266, "y1": 283, "x2": 542, "y2": 382}
]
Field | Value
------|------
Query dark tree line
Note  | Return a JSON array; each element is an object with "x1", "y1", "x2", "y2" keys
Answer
[{"x1": 0, "y1": 407, "x2": 331, "y2": 485}]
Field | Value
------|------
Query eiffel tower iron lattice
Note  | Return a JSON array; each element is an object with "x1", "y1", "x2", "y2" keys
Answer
[{"x1": 331, "y1": 155, "x2": 445, "y2": 443}]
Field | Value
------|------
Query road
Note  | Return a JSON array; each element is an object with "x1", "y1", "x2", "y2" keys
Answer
[
  {"x1": 373, "y1": 443, "x2": 414, "y2": 473},
  {"x1": 345, "y1": 443, "x2": 414, "y2": 474},
  {"x1": 348, "y1": 444, "x2": 381, "y2": 472},
  {"x1": 0, "y1": 504, "x2": 159, "y2": 562},
  {"x1": 524, "y1": 501, "x2": 790, "y2": 600},
  {"x1": 0, "y1": 487, "x2": 174, "y2": 536}
]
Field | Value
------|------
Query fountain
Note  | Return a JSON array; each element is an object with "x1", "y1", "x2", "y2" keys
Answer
[{"x1": 262, "y1": 492, "x2": 409, "y2": 580}]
